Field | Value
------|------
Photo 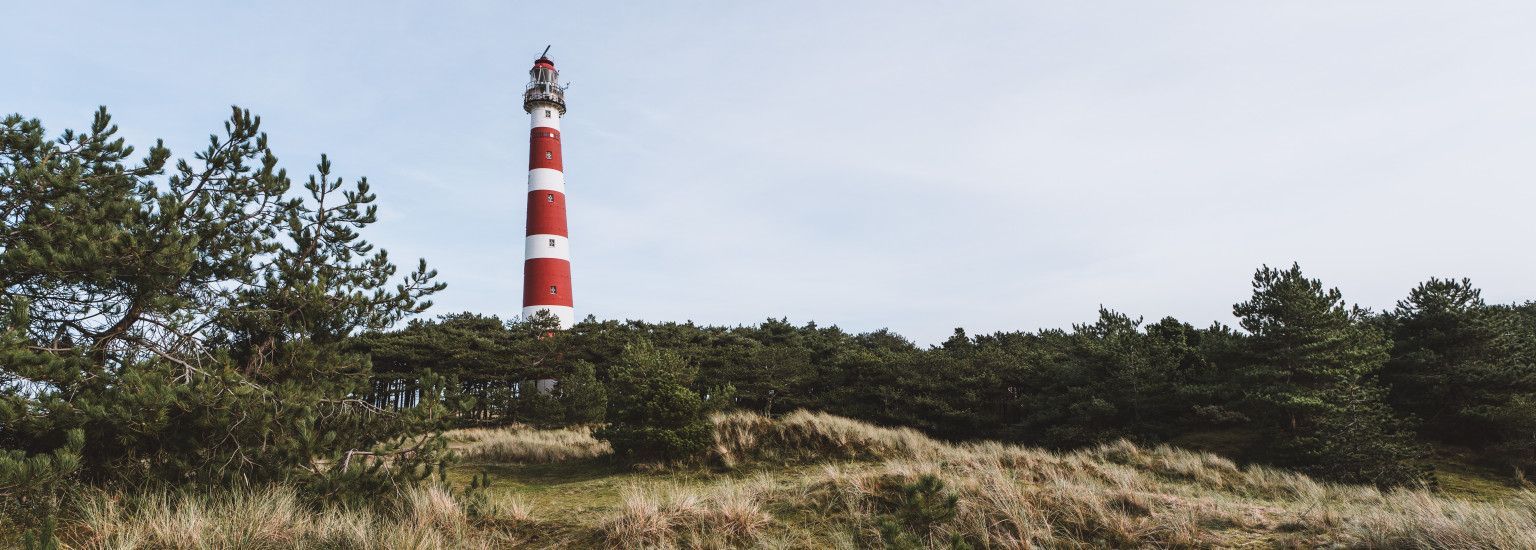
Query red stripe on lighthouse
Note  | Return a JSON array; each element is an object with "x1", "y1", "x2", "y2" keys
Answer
[
  {"x1": 523, "y1": 258, "x2": 574, "y2": 307},
  {"x1": 529, "y1": 129, "x2": 563, "y2": 170},
  {"x1": 525, "y1": 191, "x2": 568, "y2": 236}
]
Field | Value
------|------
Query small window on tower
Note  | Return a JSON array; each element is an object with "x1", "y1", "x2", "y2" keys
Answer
[
  {"x1": 548, "y1": 238, "x2": 556, "y2": 247},
  {"x1": 545, "y1": 151, "x2": 552, "y2": 160},
  {"x1": 549, "y1": 285, "x2": 558, "y2": 295},
  {"x1": 545, "y1": 110, "x2": 552, "y2": 118},
  {"x1": 546, "y1": 193, "x2": 555, "y2": 203}
]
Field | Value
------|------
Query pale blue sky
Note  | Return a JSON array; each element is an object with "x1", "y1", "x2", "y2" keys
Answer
[{"x1": 5, "y1": 2, "x2": 1535, "y2": 343}]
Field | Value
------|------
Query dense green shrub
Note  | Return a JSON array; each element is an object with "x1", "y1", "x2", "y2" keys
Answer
[{"x1": 596, "y1": 340, "x2": 715, "y2": 464}]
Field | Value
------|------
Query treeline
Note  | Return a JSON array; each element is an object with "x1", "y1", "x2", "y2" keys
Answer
[{"x1": 355, "y1": 268, "x2": 1536, "y2": 486}]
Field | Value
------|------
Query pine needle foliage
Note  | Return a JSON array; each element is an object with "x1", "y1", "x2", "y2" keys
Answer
[
  {"x1": 1232, "y1": 263, "x2": 1428, "y2": 485},
  {"x1": 597, "y1": 339, "x2": 716, "y2": 464},
  {"x1": 1381, "y1": 278, "x2": 1536, "y2": 475},
  {"x1": 0, "y1": 107, "x2": 452, "y2": 524}
]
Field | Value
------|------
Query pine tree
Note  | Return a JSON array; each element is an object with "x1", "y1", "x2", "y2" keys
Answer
[
  {"x1": 559, "y1": 360, "x2": 607, "y2": 425},
  {"x1": 1232, "y1": 264, "x2": 1428, "y2": 485},
  {"x1": 1382, "y1": 278, "x2": 1536, "y2": 473},
  {"x1": 596, "y1": 340, "x2": 713, "y2": 464},
  {"x1": 1380, "y1": 278, "x2": 1495, "y2": 438},
  {"x1": 0, "y1": 107, "x2": 450, "y2": 508}
]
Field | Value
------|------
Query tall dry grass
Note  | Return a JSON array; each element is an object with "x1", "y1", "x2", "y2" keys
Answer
[
  {"x1": 599, "y1": 478, "x2": 775, "y2": 549},
  {"x1": 450, "y1": 423, "x2": 612, "y2": 463},
  {"x1": 702, "y1": 410, "x2": 1536, "y2": 548},
  {"x1": 1349, "y1": 490, "x2": 1536, "y2": 549},
  {"x1": 711, "y1": 409, "x2": 943, "y2": 468},
  {"x1": 65, "y1": 485, "x2": 533, "y2": 549}
]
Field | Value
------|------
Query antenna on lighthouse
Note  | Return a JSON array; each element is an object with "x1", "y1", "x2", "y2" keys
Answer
[{"x1": 541, "y1": 45, "x2": 551, "y2": 58}]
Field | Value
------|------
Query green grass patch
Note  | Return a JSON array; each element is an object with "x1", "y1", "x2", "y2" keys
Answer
[{"x1": 1430, "y1": 448, "x2": 1527, "y2": 502}]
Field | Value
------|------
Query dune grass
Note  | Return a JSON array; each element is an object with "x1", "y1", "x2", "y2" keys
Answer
[
  {"x1": 598, "y1": 479, "x2": 774, "y2": 548},
  {"x1": 39, "y1": 410, "x2": 1536, "y2": 548},
  {"x1": 710, "y1": 409, "x2": 944, "y2": 468},
  {"x1": 449, "y1": 424, "x2": 612, "y2": 464},
  {"x1": 61, "y1": 484, "x2": 534, "y2": 549}
]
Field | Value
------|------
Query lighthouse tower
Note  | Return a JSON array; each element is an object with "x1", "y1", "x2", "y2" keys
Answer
[{"x1": 522, "y1": 51, "x2": 575, "y2": 329}]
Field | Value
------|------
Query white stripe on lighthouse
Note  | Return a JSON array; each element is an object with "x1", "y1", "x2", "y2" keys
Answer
[
  {"x1": 530, "y1": 108, "x2": 561, "y2": 130},
  {"x1": 528, "y1": 168, "x2": 566, "y2": 193},
  {"x1": 522, "y1": 305, "x2": 575, "y2": 328},
  {"x1": 525, "y1": 234, "x2": 571, "y2": 260}
]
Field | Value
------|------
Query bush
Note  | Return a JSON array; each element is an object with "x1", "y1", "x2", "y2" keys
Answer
[
  {"x1": 596, "y1": 340, "x2": 714, "y2": 464},
  {"x1": 875, "y1": 474, "x2": 961, "y2": 548}
]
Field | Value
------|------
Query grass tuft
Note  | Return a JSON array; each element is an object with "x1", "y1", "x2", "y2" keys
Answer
[
  {"x1": 450, "y1": 424, "x2": 613, "y2": 464},
  {"x1": 712, "y1": 409, "x2": 943, "y2": 468},
  {"x1": 65, "y1": 484, "x2": 533, "y2": 549}
]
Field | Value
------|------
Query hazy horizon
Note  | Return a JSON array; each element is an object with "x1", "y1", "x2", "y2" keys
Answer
[{"x1": 6, "y1": 1, "x2": 1534, "y2": 343}]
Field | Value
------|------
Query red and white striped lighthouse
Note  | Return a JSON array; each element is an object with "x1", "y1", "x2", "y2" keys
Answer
[{"x1": 521, "y1": 51, "x2": 575, "y2": 329}]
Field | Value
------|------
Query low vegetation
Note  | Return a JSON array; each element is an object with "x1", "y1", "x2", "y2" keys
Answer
[
  {"x1": 64, "y1": 485, "x2": 533, "y2": 549},
  {"x1": 39, "y1": 411, "x2": 1536, "y2": 548},
  {"x1": 710, "y1": 409, "x2": 943, "y2": 467}
]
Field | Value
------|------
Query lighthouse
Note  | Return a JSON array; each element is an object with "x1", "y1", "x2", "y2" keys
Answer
[{"x1": 522, "y1": 49, "x2": 575, "y2": 329}]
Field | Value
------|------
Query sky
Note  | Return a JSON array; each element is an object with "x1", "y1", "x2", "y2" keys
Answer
[{"x1": 5, "y1": 2, "x2": 1535, "y2": 344}]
